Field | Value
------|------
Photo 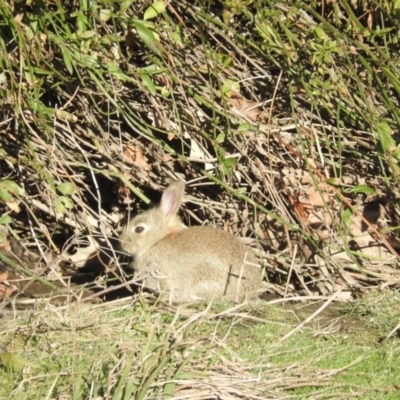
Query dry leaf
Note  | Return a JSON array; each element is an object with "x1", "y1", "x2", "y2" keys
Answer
[
  {"x1": 307, "y1": 158, "x2": 317, "y2": 169},
  {"x1": 167, "y1": 132, "x2": 176, "y2": 140},
  {"x1": 67, "y1": 236, "x2": 99, "y2": 268},
  {"x1": 0, "y1": 238, "x2": 11, "y2": 252},
  {"x1": 188, "y1": 138, "x2": 213, "y2": 171},
  {"x1": 123, "y1": 145, "x2": 151, "y2": 171},
  {"x1": 304, "y1": 190, "x2": 330, "y2": 207},
  {"x1": 229, "y1": 95, "x2": 263, "y2": 122},
  {"x1": 0, "y1": 285, "x2": 16, "y2": 299},
  {"x1": 162, "y1": 153, "x2": 173, "y2": 162},
  {"x1": 0, "y1": 270, "x2": 9, "y2": 283},
  {"x1": 293, "y1": 199, "x2": 307, "y2": 223},
  {"x1": 5, "y1": 200, "x2": 21, "y2": 213},
  {"x1": 0, "y1": 271, "x2": 17, "y2": 299}
]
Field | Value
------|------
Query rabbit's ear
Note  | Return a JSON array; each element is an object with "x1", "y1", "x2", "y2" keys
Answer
[{"x1": 160, "y1": 180, "x2": 185, "y2": 218}]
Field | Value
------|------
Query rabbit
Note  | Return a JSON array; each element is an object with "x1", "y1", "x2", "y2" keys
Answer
[{"x1": 120, "y1": 180, "x2": 262, "y2": 303}]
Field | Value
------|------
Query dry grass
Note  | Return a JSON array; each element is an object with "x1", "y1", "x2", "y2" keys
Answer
[
  {"x1": 1, "y1": 0, "x2": 400, "y2": 302},
  {"x1": 2, "y1": 294, "x2": 400, "y2": 399}
]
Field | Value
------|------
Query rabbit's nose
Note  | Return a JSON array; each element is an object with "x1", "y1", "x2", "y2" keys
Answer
[{"x1": 119, "y1": 236, "x2": 138, "y2": 255}]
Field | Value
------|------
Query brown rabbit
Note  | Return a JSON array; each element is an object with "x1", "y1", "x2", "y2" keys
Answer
[{"x1": 120, "y1": 180, "x2": 262, "y2": 303}]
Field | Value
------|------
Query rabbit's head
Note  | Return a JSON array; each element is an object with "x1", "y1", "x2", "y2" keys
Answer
[{"x1": 120, "y1": 180, "x2": 186, "y2": 258}]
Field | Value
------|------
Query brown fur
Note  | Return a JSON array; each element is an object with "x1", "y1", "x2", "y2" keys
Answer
[{"x1": 120, "y1": 181, "x2": 262, "y2": 303}]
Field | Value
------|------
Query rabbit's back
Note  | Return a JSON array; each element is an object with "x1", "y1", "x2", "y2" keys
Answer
[{"x1": 133, "y1": 226, "x2": 261, "y2": 302}]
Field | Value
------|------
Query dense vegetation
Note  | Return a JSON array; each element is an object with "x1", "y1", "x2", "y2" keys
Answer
[{"x1": 1, "y1": 0, "x2": 400, "y2": 398}]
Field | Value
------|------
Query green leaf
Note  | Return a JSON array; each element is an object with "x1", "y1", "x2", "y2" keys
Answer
[
  {"x1": 314, "y1": 26, "x2": 326, "y2": 40},
  {"x1": 160, "y1": 86, "x2": 170, "y2": 97},
  {"x1": 132, "y1": 20, "x2": 161, "y2": 56},
  {"x1": 325, "y1": 178, "x2": 340, "y2": 186},
  {"x1": 0, "y1": 214, "x2": 13, "y2": 225},
  {"x1": 235, "y1": 187, "x2": 247, "y2": 195},
  {"x1": 341, "y1": 208, "x2": 353, "y2": 225},
  {"x1": 139, "y1": 73, "x2": 157, "y2": 95},
  {"x1": 55, "y1": 198, "x2": 66, "y2": 213},
  {"x1": 1, "y1": 180, "x2": 23, "y2": 195},
  {"x1": 99, "y1": 9, "x2": 111, "y2": 22},
  {"x1": 79, "y1": 30, "x2": 97, "y2": 39},
  {"x1": 32, "y1": 67, "x2": 52, "y2": 75},
  {"x1": 144, "y1": 0, "x2": 166, "y2": 20},
  {"x1": 218, "y1": 155, "x2": 238, "y2": 175},
  {"x1": 377, "y1": 121, "x2": 394, "y2": 152},
  {"x1": 222, "y1": 79, "x2": 240, "y2": 98},
  {"x1": 216, "y1": 53, "x2": 232, "y2": 69},
  {"x1": 237, "y1": 123, "x2": 251, "y2": 132},
  {"x1": 55, "y1": 196, "x2": 74, "y2": 213},
  {"x1": 0, "y1": 352, "x2": 29, "y2": 373},
  {"x1": 26, "y1": 26, "x2": 35, "y2": 41},
  {"x1": 63, "y1": 197, "x2": 74, "y2": 209},
  {"x1": 107, "y1": 61, "x2": 128, "y2": 82},
  {"x1": 76, "y1": 11, "x2": 88, "y2": 33},
  {"x1": 57, "y1": 182, "x2": 75, "y2": 195},
  {"x1": 61, "y1": 45, "x2": 74, "y2": 75},
  {"x1": 137, "y1": 64, "x2": 158, "y2": 74},
  {"x1": 215, "y1": 133, "x2": 226, "y2": 144},
  {"x1": 0, "y1": 186, "x2": 12, "y2": 202},
  {"x1": 349, "y1": 185, "x2": 377, "y2": 194}
]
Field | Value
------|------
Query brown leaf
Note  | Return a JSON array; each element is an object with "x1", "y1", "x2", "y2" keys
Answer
[
  {"x1": 123, "y1": 145, "x2": 151, "y2": 171},
  {"x1": 5, "y1": 200, "x2": 21, "y2": 213},
  {"x1": 305, "y1": 191, "x2": 330, "y2": 207},
  {"x1": 0, "y1": 238, "x2": 11, "y2": 252},
  {"x1": 293, "y1": 199, "x2": 308, "y2": 223},
  {"x1": 167, "y1": 132, "x2": 176, "y2": 141},
  {"x1": 0, "y1": 284, "x2": 17, "y2": 299},
  {"x1": 162, "y1": 153, "x2": 173, "y2": 162},
  {"x1": 0, "y1": 271, "x2": 17, "y2": 299},
  {"x1": 229, "y1": 95, "x2": 263, "y2": 122},
  {"x1": 116, "y1": 174, "x2": 133, "y2": 205},
  {"x1": 0, "y1": 270, "x2": 8, "y2": 283}
]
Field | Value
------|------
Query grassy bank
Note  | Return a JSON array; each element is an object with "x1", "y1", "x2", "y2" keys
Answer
[{"x1": 2, "y1": 290, "x2": 400, "y2": 399}]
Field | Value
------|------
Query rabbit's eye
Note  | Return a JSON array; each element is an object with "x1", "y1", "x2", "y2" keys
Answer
[{"x1": 135, "y1": 226, "x2": 145, "y2": 234}]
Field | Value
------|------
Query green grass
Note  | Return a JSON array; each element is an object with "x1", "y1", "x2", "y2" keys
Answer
[{"x1": 1, "y1": 291, "x2": 400, "y2": 399}]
